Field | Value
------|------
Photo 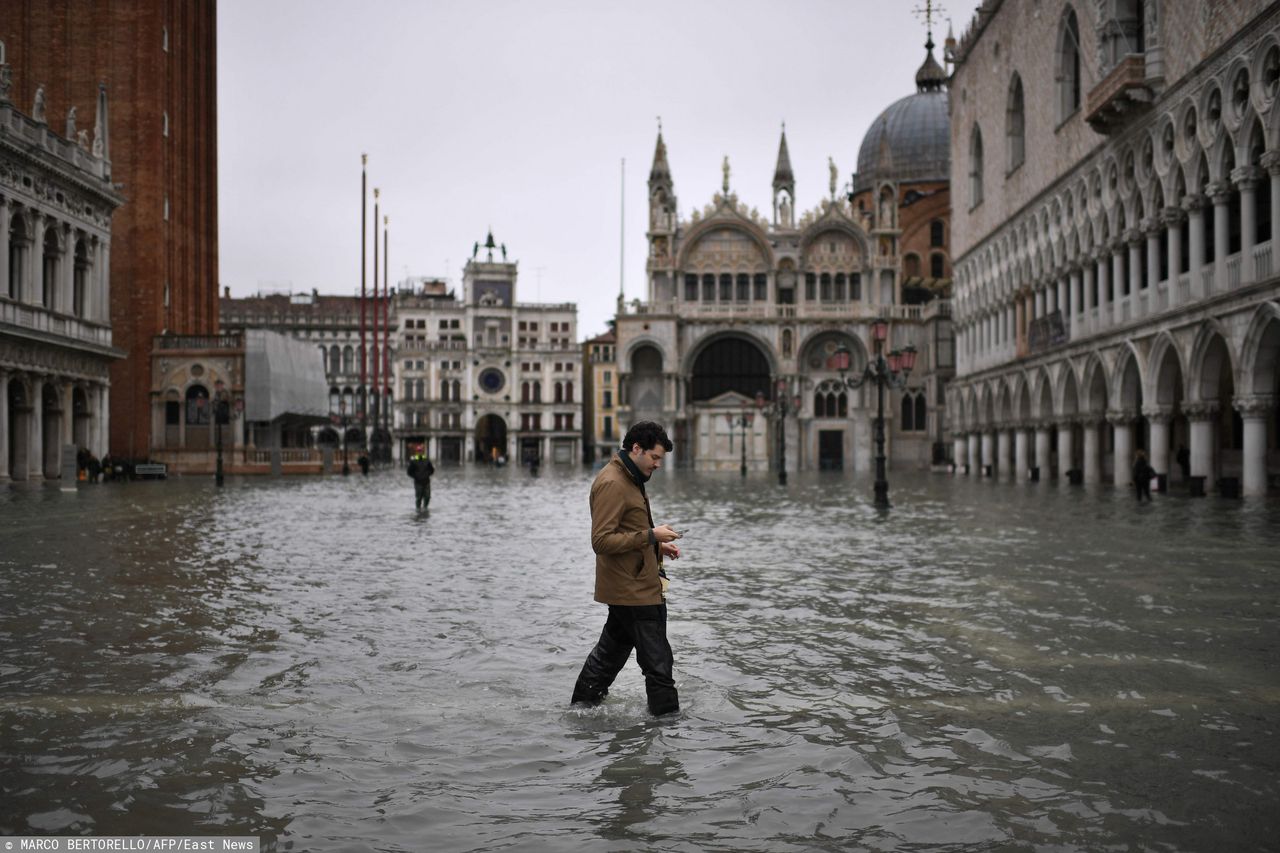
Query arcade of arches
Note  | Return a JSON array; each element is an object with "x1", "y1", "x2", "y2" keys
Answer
[{"x1": 949, "y1": 306, "x2": 1280, "y2": 497}]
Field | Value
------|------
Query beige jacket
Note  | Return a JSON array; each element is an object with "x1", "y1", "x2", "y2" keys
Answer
[{"x1": 590, "y1": 455, "x2": 663, "y2": 605}]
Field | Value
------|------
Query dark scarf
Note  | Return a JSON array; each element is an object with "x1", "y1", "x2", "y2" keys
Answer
[{"x1": 618, "y1": 449, "x2": 651, "y2": 487}]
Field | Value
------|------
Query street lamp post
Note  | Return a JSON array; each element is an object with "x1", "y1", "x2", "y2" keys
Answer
[
  {"x1": 213, "y1": 379, "x2": 231, "y2": 487},
  {"x1": 833, "y1": 317, "x2": 917, "y2": 508},
  {"x1": 725, "y1": 410, "x2": 755, "y2": 477},
  {"x1": 755, "y1": 380, "x2": 804, "y2": 486}
]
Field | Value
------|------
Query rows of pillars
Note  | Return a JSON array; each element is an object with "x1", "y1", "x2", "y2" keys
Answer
[{"x1": 952, "y1": 397, "x2": 1274, "y2": 497}]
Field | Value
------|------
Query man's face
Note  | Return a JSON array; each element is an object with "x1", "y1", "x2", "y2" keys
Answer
[{"x1": 628, "y1": 443, "x2": 666, "y2": 476}]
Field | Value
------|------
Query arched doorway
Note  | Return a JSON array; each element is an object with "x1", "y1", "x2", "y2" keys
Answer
[
  {"x1": 1194, "y1": 332, "x2": 1238, "y2": 487},
  {"x1": 688, "y1": 336, "x2": 773, "y2": 472},
  {"x1": 799, "y1": 331, "x2": 866, "y2": 472},
  {"x1": 8, "y1": 379, "x2": 29, "y2": 480},
  {"x1": 475, "y1": 414, "x2": 508, "y2": 464},
  {"x1": 629, "y1": 345, "x2": 664, "y2": 422},
  {"x1": 186, "y1": 384, "x2": 210, "y2": 450}
]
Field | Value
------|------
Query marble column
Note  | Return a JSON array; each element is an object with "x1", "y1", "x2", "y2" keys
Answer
[
  {"x1": 1111, "y1": 243, "x2": 1125, "y2": 326},
  {"x1": 1145, "y1": 220, "x2": 1161, "y2": 292},
  {"x1": 997, "y1": 428, "x2": 1012, "y2": 478},
  {"x1": 1057, "y1": 421, "x2": 1075, "y2": 478},
  {"x1": 953, "y1": 435, "x2": 966, "y2": 472},
  {"x1": 1035, "y1": 424, "x2": 1051, "y2": 478},
  {"x1": 1233, "y1": 166, "x2": 1261, "y2": 285},
  {"x1": 28, "y1": 211, "x2": 45, "y2": 305},
  {"x1": 0, "y1": 370, "x2": 9, "y2": 480},
  {"x1": 30, "y1": 376, "x2": 45, "y2": 480},
  {"x1": 1082, "y1": 262, "x2": 1096, "y2": 335},
  {"x1": 1110, "y1": 412, "x2": 1134, "y2": 486},
  {"x1": 1186, "y1": 402, "x2": 1218, "y2": 485},
  {"x1": 1145, "y1": 408, "x2": 1172, "y2": 481},
  {"x1": 1162, "y1": 207, "x2": 1184, "y2": 309},
  {"x1": 60, "y1": 224, "x2": 75, "y2": 315},
  {"x1": 1082, "y1": 419, "x2": 1102, "y2": 485},
  {"x1": 1210, "y1": 183, "x2": 1231, "y2": 295},
  {"x1": 981, "y1": 431, "x2": 994, "y2": 476},
  {"x1": 1184, "y1": 195, "x2": 1206, "y2": 300},
  {"x1": 1014, "y1": 426, "x2": 1029, "y2": 481},
  {"x1": 967, "y1": 432, "x2": 979, "y2": 474},
  {"x1": 1236, "y1": 396, "x2": 1274, "y2": 497},
  {"x1": 61, "y1": 380, "x2": 74, "y2": 449},
  {"x1": 1068, "y1": 265, "x2": 1081, "y2": 334},
  {"x1": 98, "y1": 238, "x2": 111, "y2": 326},
  {"x1": 0, "y1": 201, "x2": 10, "y2": 300},
  {"x1": 1265, "y1": 152, "x2": 1280, "y2": 253}
]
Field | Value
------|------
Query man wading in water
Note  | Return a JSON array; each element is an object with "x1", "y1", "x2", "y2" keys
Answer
[{"x1": 571, "y1": 421, "x2": 682, "y2": 716}]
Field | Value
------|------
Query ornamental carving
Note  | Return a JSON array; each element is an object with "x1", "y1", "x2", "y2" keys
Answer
[
  {"x1": 802, "y1": 230, "x2": 863, "y2": 272},
  {"x1": 683, "y1": 227, "x2": 768, "y2": 273}
]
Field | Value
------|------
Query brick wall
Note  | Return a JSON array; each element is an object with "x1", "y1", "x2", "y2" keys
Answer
[{"x1": 2, "y1": 0, "x2": 219, "y2": 458}]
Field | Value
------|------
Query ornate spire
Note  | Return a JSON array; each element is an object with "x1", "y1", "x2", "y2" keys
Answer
[
  {"x1": 773, "y1": 123, "x2": 794, "y2": 192},
  {"x1": 913, "y1": 0, "x2": 948, "y2": 92},
  {"x1": 649, "y1": 121, "x2": 672, "y2": 188}
]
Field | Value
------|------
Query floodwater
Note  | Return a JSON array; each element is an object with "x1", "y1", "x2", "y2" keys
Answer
[{"x1": 1, "y1": 466, "x2": 1277, "y2": 852}]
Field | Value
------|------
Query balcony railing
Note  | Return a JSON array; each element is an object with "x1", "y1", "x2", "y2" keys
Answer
[
  {"x1": 618, "y1": 300, "x2": 927, "y2": 322},
  {"x1": 155, "y1": 334, "x2": 243, "y2": 351},
  {"x1": 0, "y1": 300, "x2": 114, "y2": 349},
  {"x1": 1085, "y1": 54, "x2": 1153, "y2": 134}
]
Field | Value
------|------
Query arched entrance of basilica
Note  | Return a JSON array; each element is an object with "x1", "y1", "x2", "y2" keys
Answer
[
  {"x1": 796, "y1": 331, "x2": 870, "y2": 472},
  {"x1": 687, "y1": 336, "x2": 772, "y2": 472}
]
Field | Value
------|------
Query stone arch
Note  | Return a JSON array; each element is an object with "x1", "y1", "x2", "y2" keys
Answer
[
  {"x1": 1014, "y1": 374, "x2": 1032, "y2": 422},
  {"x1": 1187, "y1": 320, "x2": 1238, "y2": 403},
  {"x1": 1059, "y1": 362, "x2": 1081, "y2": 418},
  {"x1": 997, "y1": 380, "x2": 1014, "y2": 423},
  {"x1": 1239, "y1": 300, "x2": 1280, "y2": 396},
  {"x1": 686, "y1": 332, "x2": 775, "y2": 403},
  {"x1": 1147, "y1": 332, "x2": 1185, "y2": 406},
  {"x1": 797, "y1": 328, "x2": 866, "y2": 375},
  {"x1": 1034, "y1": 367, "x2": 1054, "y2": 420},
  {"x1": 1081, "y1": 355, "x2": 1109, "y2": 415},
  {"x1": 977, "y1": 383, "x2": 993, "y2": 427},
  {"x1": 628, "y1": 341, "x2": 666, "y2": 421},
  {"x1": 676, "y1": 219, "x2": 774, "y2": 272},
  {"x1": 1116, "y1": 344, "x2": 1144, "y2": 411}
]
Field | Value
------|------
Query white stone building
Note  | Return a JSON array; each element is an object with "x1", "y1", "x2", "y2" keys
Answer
[
  {"x1": 948, "y1": 0, "x2": 1280, "y2": 497},
  {"x1": 1, "y1": 52, "x2": 123, "y2": 481},
  {"x1": 615, "y1": 42, "x2": 955, "y2": 474},
  {"x1": 393, "y1": 237, "x2": 582, "y2": 465}
]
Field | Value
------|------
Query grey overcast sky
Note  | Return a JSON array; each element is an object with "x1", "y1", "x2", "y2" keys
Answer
[{"x1": 217, "y1": 0, "x2": 984, "y2": 338}]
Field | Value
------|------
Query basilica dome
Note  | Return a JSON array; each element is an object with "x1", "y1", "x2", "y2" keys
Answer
[{"x1": 854, "y1": 43, "x2": 950, "y2": 192}]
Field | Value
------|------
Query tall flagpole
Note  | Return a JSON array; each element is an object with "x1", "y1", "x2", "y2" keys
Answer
[
  {"x1": 372, "y1": 187, "x2": 381, "y2": 456},
  {"x1": 383, "y1": 214, "x2": 391, "y2": 447},
  {"x1": 620, "y1": 157, "x2": 625, "y2": 301},
  {"x1": 360, "y1": 154, "x2": 368, "y2": 401}
]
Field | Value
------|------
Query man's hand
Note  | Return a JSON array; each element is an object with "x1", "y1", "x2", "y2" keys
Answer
[
  {"x1": 660, "y1": 541, "x2": 680, "y2": 560},
  {"x1": 652, "y1": 524, "x2": 680, "y2": 543}
]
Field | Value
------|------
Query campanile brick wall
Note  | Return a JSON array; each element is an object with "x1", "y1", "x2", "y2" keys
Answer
[{"x1": 2, "y1": 0, "x2": 218, "y2": 457}]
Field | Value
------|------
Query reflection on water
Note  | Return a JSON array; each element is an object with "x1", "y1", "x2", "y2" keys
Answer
[{"x1": 1, "y1": 468, "x2": 1277, "y2": 850}]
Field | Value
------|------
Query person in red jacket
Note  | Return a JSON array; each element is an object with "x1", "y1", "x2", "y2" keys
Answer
[{"x1": 570, "y1": 421, "x2": 681, "y2": 715}]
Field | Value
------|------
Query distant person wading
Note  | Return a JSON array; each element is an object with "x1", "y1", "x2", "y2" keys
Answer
[{"x1": 406, "y1": 454, "x2": 435, "y2": 510}]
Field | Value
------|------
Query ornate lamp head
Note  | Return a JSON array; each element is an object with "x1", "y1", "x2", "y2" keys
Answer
[
  {"x1": 901, "y1": 345, "x2": 918, "y2": 373},
  {"x1": 871, "y1": 317, "x2": 889, "y2": 342}
]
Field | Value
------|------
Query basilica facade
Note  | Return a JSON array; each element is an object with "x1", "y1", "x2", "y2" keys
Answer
[{"x1": 615, "y1": 43, "x2": 955, "y2": 473}]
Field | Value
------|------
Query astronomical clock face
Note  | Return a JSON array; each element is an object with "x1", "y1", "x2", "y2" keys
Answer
[{"x1": 478, "y1": 368, "x2": 505, "y2": 394}]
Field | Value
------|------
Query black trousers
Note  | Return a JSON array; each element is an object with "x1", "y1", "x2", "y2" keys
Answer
[
  {"x1": 414, "y1": 481, "x2": 431, "y2": 508},
  {"x1": 571, "y1": 603, "x2": 678, "y2": 715}
]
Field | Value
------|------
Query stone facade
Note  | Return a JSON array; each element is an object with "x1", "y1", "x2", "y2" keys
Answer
[
  {"x1": 1, "y1": 46, "x2": 123, "y2": 481},
  {"x1": 948, "y1": 0, "x2": 1280, "y2": 497},
  {"x1": 581, "y1": 328, "x2": 618, "y2": 463},
  {"x1": 393, "y1": 244, "x2": 582, "y2": 466},
  {"x1": 1, "y1": 1, "x2": 220, "y2": 460},
  {"x1": 615, "y1": 43, "x2": 955, "y2": 473}
]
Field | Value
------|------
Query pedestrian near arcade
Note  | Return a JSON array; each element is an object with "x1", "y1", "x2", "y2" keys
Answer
[
  {"x1": 571, "y1": 421, "x2": 682, "y2": 716},
  {"x1": 1133, "y1": 449, "x2": 1155, "y2": 502},
  {"x1": 406, "y1": 453, "x2": 435, "y2": 510}
]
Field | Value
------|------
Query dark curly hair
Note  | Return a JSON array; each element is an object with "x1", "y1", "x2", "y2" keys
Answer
[{"x1": 621, "y1": 421, "x2": 673, "y2": 453}]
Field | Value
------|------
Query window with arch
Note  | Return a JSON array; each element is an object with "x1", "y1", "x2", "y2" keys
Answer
[
  {"x1": 441, "y1": 379, "x2": 451, "y2": 401},
  {"x1": 930, "y1": 252, "x2": 946, "y2": 279},
  {"x1": 73, "y1": 238, "x2": 89, "y2": 317},
  {"x1": 901, "y1": 391, "x2": 927, "y2": 431},
  {"x1": 1058, "y1": 8, "x2": 1082, "y2": 121},
  {"x1": 1007, "y1": 73, "x2": 1026, "y2": 172},
  {"x1": 415, "y1": 379, "x2": 424, "y2": 401},
  {"x1": 533, "y1": 380, "x2": 542, "y2": 402},
  {"x1": 969, "y1": 124, "x2": 985, "y2": 207},
  {"x1": 521, "y1": 381, "x2": 530, "y2": 403},
  {"x1": 565, "y1": 381, "x2": 574, "y2": 403},
  {"x1": 451, "y1": 379, "x2": 461, "y2": 401},
  {"x1": 904, "y1": 254, "x2": 921, "y2": 278},
  {"x1": 8, "y1": 212, "x2": 27, "y2": 299},
  {"x1": 930, "y1": 219, "x2": 945, "y2": 248},
  {"x1": 185, "y1": 385, "x2": 210, "y2": 425},
  {"x1": 554, "y1": 381, "x2": 564, "y2": 403}
]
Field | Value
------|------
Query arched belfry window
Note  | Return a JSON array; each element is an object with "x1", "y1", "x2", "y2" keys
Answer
[
  {"x1": 1058, "y1": 8, "x2": 1082, "y2": 121},
  {"x1": 969, "y1": 124, "x2": 985, "y2": 208},
  {"x1": 1007, "y1": 73, "x2": 1025, "y2": 172}
]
